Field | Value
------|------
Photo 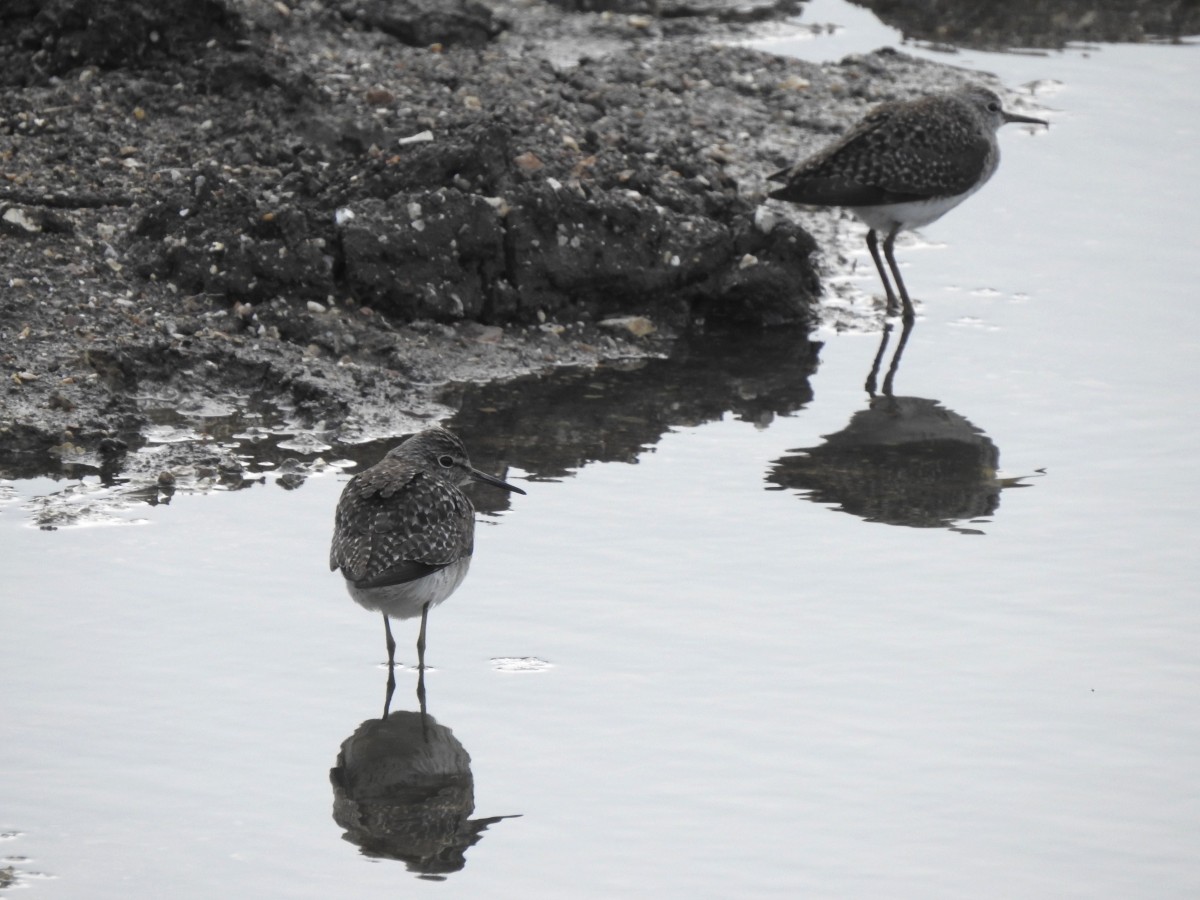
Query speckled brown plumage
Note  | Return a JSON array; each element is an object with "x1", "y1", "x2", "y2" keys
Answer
[
  {"x1": 330, "y1": 430, "x2": 480, "y2": 589},
  {"x1": 768, "y1": 88, "x2": 999, "y2": 207}
]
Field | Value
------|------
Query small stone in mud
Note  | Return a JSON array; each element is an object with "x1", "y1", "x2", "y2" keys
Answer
[
  {"x1": 1, "y1": 208, "x2": 41, "y2": 234},
  {"x1": 514, "y1": 151, "x2": 545, "y2": 172},
  {"x1": 364, "y1": 88, "x2": 395, "y2": 106},
  {"x1": 599, "y1": 316, "x2": 657, "y2": 338}
]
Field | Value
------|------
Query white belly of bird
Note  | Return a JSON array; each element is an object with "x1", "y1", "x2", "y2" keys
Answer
[
  {"x1": 853, "y1": 185, "x2": 982, "y2": 233},
  {"x1": 346, "y1": 557, "x2": 472, "y2": 620}
]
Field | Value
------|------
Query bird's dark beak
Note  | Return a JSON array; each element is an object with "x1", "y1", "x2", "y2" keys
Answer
[
  {"x1": 470, "y1": 467, "x2": 527, "y2": 495},
  {"x1": 1004, "y1": 109, "x2": 1049, "y2": 127}
]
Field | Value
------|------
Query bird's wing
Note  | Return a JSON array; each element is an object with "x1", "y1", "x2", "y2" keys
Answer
[
  {"x1": 769, "y1": 102, "x2": 991, "y2": 205},
  {"x1": 330, "y1": 468, "x2": 475, "y2": 587},
  {"x1": 872, "y1": 103, "x2": 993, "y2": 198},
  {"x1": 768, "y1": 107, "x2": 907, "y2": 205}
]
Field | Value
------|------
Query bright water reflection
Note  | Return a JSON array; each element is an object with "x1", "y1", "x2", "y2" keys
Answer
[{"x1": 3, "y1": 5, "x2": 1200, "y2": 899}]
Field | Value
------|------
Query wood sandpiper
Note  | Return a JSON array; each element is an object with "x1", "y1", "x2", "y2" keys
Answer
[{"x1": 768, "y1": 85, "x2": 1048, "y2": 321}]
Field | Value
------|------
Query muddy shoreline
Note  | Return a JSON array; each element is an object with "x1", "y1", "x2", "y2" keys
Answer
[{"x1": 0, "y1": 0, "x2": 1172, "y2": 507}]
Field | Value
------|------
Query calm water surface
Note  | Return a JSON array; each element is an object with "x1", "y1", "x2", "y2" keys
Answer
[{"x1": 3, "y1": 5, "x2": 1199, "y2": 898}]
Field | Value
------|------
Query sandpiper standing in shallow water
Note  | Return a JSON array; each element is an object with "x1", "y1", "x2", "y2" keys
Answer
[
  {"x1": 330, "y1": 428, "x2": 525, "y2": 687},
  {"x1": 768, "y1": 85, "x2": 1048, "y2": 321}
]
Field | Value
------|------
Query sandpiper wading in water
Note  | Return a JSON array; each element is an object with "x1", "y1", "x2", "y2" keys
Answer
[
  {"x1": 330, "y1": 428, "x2": 525, "y2": 695},
  {"x1": 768, "y1": 85, "x2": 1048, "y2": 321}
]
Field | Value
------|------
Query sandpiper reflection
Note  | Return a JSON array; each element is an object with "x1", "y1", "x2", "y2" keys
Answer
[
  {"x1": 767, "y1": 320, "x2": 1029, "y2": 533},
  {"x1": 330, "y1": 678, "x2": 517, "y2": 878}
]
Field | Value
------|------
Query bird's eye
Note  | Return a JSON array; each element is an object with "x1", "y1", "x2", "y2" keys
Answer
[
  {"x1": 437, "y1": 454, "x2": 455, "y2": 468},
  {"x1": 988, "y1": 101, "x2": 1001, "y2": 112}
]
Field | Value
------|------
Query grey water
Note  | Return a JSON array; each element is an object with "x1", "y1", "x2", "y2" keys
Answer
[{"x1": 4, "y1": 5, "x2": 1200, "y2": 898}]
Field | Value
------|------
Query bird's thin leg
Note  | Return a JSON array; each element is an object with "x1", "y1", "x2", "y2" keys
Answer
[
  {"x1": 383, "y1": 665, "x2": 396, "y2": 720},
  {"x1": 416, "y1": 601, "x2": 430, "y2": 672},
  {"x1": 417, "y1": 665, "x2": 428, "y2": 730},
  {"x1": 382, "y1": 614, "x2": 397, "y2": 719},
  {"x1": 865, "y1": 321, "x2": 894, "y2": 397},
  {"x1": 881, "y1": 315, "x2": 915, "y2": 397},
  {"x1": 416, "y1": 602, "x2": 431, "y2": 721},
  {"x1": 383, "y1": 614, "x2": 396, "y2": 668},
  {"x1": 881, "y1": 227, "x2": 915, "y2": 322},
  {"x1": 865, "y1": 228, "x2": 900, "y2": 317}
]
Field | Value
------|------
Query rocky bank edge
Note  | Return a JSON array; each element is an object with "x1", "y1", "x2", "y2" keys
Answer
[{"x1": 1, "y1": 0, "x2": 1049, "y2": 497}]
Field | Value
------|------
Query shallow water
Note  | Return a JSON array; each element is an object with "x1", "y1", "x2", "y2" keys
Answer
[{"x1": 4, "y1": 5, "x2": 1200, "y2": 898}]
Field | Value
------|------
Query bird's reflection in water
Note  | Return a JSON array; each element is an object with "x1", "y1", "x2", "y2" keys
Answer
[
  {"x1": 330, "y1": 677, "x2": 517, "y2": 879},
  {"x1": 767, "y1": 320, "x2": 1029, "y2": 533}
]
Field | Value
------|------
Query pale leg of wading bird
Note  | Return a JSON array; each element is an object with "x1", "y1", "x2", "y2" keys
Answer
[{"x1": 415, "y1": 601, "x2": 430, "y2": 713}]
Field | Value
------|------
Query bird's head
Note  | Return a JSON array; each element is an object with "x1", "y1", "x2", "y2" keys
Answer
[
  {"x1": 961, "y1": 84, "x2": 1048, "y2": 131},
  {"x1": 389, "y1": 428, "x2": 526, "y2": 495}
]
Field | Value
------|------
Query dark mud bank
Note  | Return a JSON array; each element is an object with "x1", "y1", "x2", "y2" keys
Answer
[{"x1": 0, "y1": 0, "x2": 1123, "y2": 498}]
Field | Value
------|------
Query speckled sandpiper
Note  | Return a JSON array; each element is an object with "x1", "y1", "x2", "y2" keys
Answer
[
  {"x1": 768, "y1": 85, "x2": 1048, "y2": 321},
  {"x1": 330, "y1": 428, "x2": 525, "y2": 678}
]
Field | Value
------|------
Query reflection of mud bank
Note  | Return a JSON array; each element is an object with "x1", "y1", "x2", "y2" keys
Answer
[
  {"x1": 9, "y1": 326, "x2": 818, "y2": 526},
  {"x1": 448, "y1": 325, "x2": 819, "y2": 493}
]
